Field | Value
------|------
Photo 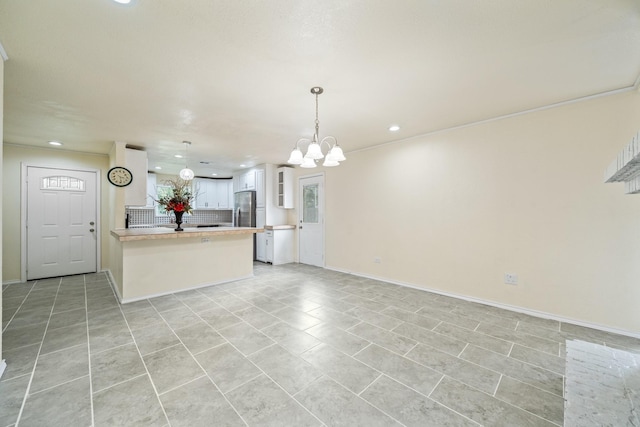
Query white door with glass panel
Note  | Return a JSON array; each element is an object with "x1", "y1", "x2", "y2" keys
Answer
[
  {"x1": 298, "y1": 175, "x2": 324, "y2": 267},
  {"x1": 27, "y1": 166, "x2": 98, "y2": 279}
]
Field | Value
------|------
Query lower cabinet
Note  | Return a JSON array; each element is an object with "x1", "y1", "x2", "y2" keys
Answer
[
  {"x1": 264, "y1": 230, "x2": 273, "y2": 263},
  {"x1": 265, "y1": 228, "x2": 294, "y2": 265},
  {"x1": 256, "y1": 208, "x2": 266, "y2": 262},
  {"x1": 256, "y1": 233, "x2": 266, "y2": 262}
]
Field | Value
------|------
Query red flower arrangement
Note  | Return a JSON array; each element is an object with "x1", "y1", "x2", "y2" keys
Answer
[{"x1": 155, "y1": 178, "x2": 193, "y2": 214}]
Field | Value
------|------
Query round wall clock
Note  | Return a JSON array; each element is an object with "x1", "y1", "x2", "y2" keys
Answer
[{"x1": 107, "y1": 166, "x2": 133, "y2": 187}]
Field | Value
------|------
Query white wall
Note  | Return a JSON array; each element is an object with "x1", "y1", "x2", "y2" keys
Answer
[{"x1": 322, "y1": 90, "x2": 640, "y2": 334}]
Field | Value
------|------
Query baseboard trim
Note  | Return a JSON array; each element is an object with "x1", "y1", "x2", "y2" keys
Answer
[
  {"x1": 0, "y1": 360, "x2": 7, "y2": 380},
  {"x1": 103, "y1": 269, "x2": 123, "y2": 303},
  {"x1": 103, "y1": 269, "x2": 254, "y2": 304},
  {"x1": 2, "y1": 279, "x2": 23, "y2": 286},
  {"x1": 326, "y1": 266, "x2": 640, "y2": 339}
]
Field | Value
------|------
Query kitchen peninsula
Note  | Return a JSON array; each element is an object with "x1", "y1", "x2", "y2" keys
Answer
[{"x1": 110, "y1": 226, "x2": 262, "y2": 301}]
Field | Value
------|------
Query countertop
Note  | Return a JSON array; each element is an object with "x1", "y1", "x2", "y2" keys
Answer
[
  {"x1": 111, "y1": 226, "x2": 263, "y2": 242},
  {"x1": 264, "y1": 225, "x2": 296, "y2": 230}
]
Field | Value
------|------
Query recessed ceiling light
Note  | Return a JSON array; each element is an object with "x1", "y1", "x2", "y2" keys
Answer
[
  {"x1": 112, "y1": 0, "x2": 131, "y2": 4},
  {"x1": 174, "y1": 154, "x2": 183, "y2": 159},
  {"x1": 211, "y1": 173, "x2": 218, "y2": 176},
  {"x1": 388, "y1": 125, "x2": 400, "y2": 132},
  {"x1": 239, "y1": 164, "x2": 246, "y2": 168},
  {"x1": 48, "y1": 141, "x2": 63, "y2": 146},
  {"x1": 155, "y1": 166, "x2": 162, "y2": 170}
]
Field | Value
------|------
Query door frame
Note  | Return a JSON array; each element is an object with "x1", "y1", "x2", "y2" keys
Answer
[
  {"x1": 297, "y1": 172, "x2": 325, "y2": 267},
  {"x1": 20, "y1": 163, "x2": 102, "y2": 282}
]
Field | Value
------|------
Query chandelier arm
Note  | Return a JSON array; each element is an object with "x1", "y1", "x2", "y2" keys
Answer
[{"x1": 320, "y1": 136, "x2": 337, "y2": 149}]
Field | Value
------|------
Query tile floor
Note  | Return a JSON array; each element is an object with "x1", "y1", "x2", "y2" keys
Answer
[
  {"x1": 1, "y1": 263, "x2": 639, "y2": 426},
  {"x1": 564, "y1": 340, "x2": 640, "y2": 426}
]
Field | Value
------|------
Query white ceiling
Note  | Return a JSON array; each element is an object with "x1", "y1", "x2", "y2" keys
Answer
[{"x1": 1, "y1": 0, "x2": 639, "y2": 177}]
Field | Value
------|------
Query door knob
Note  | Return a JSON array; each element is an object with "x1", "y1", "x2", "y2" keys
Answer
[
  {"x1": 90, "y1": 221, "x2": 95, "y2": 225},
  {"x1": 89, "y1": 229, "x2": 95, "y2": 232}
]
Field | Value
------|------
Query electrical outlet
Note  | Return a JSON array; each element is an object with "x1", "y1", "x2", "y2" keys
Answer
[
  {"x1": 504, "y1": 273, "x2": 518, "y2": 285},
  {"x1": 373, "y1": 257, "x2": 381, "y2": 264},
  {"x1": 201, "y1": 238, "x2": 210, "y2": 243}
]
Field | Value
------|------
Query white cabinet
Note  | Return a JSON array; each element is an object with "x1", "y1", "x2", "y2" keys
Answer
[
  {"x1": 124, "y1": 148, "x2": 148, "y2": 206},
  {"x1": 238, "y1": 170, "x2": 256, "y2": 191},
  {"x1": 265, "y1": 227, "x2": 294, "y2": 265},
  {"x1": 276, "y1": 167, "x2": 294, "y2": 209},
  {"x1": 255, "y1": 169, "x2": 265, "y2": 208},
  {"x1": 146, "y1": 173, "x2": 157, "y2": 208},
  {"x1": 194, "y1": 178, "x2": 212, "y2": 209},
  {"x1": 194, "y1": 178, "x2": 232, "y2": 209},
  {"x1": 216, "y1": 180, "x2": 231, "y2": 208},
  {"x1": 265, "y1": 230, "x2": 273, "y2": 263},
  {"x1": 255, "y1": 208, "x2": 266, "y2": 262}
]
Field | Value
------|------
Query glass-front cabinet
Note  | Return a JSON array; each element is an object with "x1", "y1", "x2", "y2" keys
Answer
[{"x1": 276, "y1": 167, "x2": 294, "y2": 209}]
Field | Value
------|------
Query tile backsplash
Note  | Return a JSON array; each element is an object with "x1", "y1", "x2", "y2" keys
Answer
[{"x1": 125, "y1": 208, "x2": 233, "y2": 227}]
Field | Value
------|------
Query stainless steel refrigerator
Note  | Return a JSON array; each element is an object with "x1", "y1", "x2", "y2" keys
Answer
[
  {"x1": 234, "y1": 190, "x2": 256, "y2": 259},
  {"x1": 234, "y1": 190, "x2": 256, "y2": 227}
]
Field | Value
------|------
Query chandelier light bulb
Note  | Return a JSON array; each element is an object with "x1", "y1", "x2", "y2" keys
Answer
[
  {"x1": 305, "y1": 142, "x2": 324, "y2": 160},
  {"x1": 287, "y1": 148, "x2": 304, "y2": 165},
  {"x1": 300, "y1": 157, "x2": 317, "y2": 168},
  {"x1": 329, "y1": 145, "x2": 346, "y2": 162},
  {"x1": 322, "y1": 157, "x2": 339, "y2": 167}
]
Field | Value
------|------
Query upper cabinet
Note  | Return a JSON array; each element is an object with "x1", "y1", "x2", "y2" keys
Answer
[
  {"x1": 276, "y1": 167, "x2": 294, "y2": 209},
  {"x1": 255, "y1": 169, "x2": 265, "y2": 208},
  {"x1": 124, "y1": 148, "x2": 148, "y2": 206},
  {"x1": 194, "y1": 178, "x2": 233, "y2": 209},
  {"x1": 237, "y1": 170, "x2": 256, "y2": 191},
  {"x1": 215, "y1": 180, "x2": 232, "y2": 208},
  {"x1": 146, "y1": 173, "x2": 157, "y2": 208}
]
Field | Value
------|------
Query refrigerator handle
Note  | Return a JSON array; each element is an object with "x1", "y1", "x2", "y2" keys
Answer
[{"x1": 236, "y1": 209, "x2": 241, "y2": 227}]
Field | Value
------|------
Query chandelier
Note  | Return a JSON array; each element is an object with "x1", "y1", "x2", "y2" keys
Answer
[
  {"x1": 287, "y1": 87, "x2": 346, "y2": 168},
  {"x1": 179, "y1": 141, "x2": 195, "y2": 180}
]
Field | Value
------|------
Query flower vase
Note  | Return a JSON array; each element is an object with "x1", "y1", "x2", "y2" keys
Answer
[{"x1": 174, "y1": 211, "x2": 184, "y2": 231}]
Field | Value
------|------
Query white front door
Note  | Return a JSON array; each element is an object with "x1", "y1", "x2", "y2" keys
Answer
[
  {"x1": 298, "y1": 174, "x2": 324, "y2": 267},
  {"x1": 27, "y1": 166, "x2": 98, "y2": 280}
]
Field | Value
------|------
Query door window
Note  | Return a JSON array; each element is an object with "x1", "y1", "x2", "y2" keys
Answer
[
  {"x1": 41, "y1": 176, "x2": 86, "y2": 191},
  {"x1": 303, "y1": 184, "x2": 319, "y2": 224}
]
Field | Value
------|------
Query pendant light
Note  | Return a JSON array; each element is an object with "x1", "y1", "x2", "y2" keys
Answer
[
  {"x1": 179, "y1": 141, "x2": 195, "y2": 180},
  {"x1": 287, "y1": 87, "x2": 346, "y2": 168}
]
